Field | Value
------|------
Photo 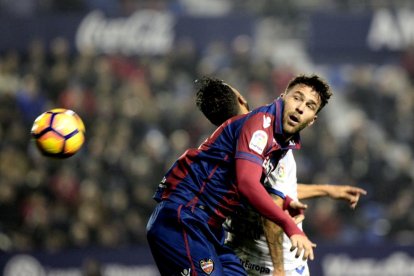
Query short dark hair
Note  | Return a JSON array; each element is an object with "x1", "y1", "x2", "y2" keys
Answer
[
  {"x1": 286, "y1": 74, "x2": 332, "y2": 113},
  {"x1": 195, "y1": 76, "x2": 240, "y2": 126}
]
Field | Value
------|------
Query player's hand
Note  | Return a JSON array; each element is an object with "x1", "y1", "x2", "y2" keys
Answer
[
  {"x1": 289, "y1": 234, "x2": 316, "y2": 261},
  {"x1": 326, "y1": 185, "x2": 367, "y2": 209},
  {"x1": 286, "y1": 199, "x2": 307, "y2": 217},
  {"x1": 289, "y1": 200, "x2": 308, "y2": 211}
]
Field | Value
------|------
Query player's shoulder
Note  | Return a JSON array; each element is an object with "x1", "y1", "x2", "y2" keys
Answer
[
  {"x1": 242, "y1": 104, "x2": 276, "y2": 127},
  {"x1": 279, "y1": 150, "x2": 295, "y2": 165},
  {"x1": 250, "y1": 101, "x2": 277, "y2": 115},
  {"x1": 284, "y1": 149, "x2": 295, "y2": 159}
]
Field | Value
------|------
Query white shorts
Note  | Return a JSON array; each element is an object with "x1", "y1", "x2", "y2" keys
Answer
[{"x1": 240, "y1": 259, "x2": 309, "y2": 276}]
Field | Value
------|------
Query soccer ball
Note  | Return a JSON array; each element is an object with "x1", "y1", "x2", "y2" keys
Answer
[{"x1": 31, "y1": 108, "x2": 86, "y2": 158}]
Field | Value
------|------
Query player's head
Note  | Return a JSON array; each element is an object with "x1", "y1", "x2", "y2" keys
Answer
[
  {"x1": 280, "y1": 74, "x2": 332, "y2": 135},
  {"x1": 195, "y1": 76, "x2": 249, "y2": 126}
]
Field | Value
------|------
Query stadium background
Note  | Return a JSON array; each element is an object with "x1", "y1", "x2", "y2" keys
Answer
[{"x1": 0, "y1": 1, "x2": 414, "y2": 275}]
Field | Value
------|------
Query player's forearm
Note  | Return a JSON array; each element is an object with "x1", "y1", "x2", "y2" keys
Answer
[
  {"x1": 297, "y1": 184, "x2": 331, "y2": 200},
  {"x1": 263, "y1": 195, "x2": 285, "y2": 275},
  {"x1": 298, "y1": 183, "x2": 367, "y2": 207},
  {"x1": 263, "y1": 218, "x2": 285, "y2": 275}
]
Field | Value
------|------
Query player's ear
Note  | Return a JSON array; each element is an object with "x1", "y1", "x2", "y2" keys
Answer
[
  {"x1": 238, "y1": 96, "x2": 250, "y2": 113},
  {"x1": 280, "y1": 93, "x2": 285, "y2": 98},
  {"x1": 238, "y1": 95, "x2": 247, "y2": 105},
  {"x1": 307, "y1": 115, "x2": 317, "y2": 127}
]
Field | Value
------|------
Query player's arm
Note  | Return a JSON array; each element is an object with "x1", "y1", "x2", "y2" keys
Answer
[
  {"x1": 262, "y1": 194, "x2": 285, "y2": 276},
  {"x1": 236, "y1": 159, "x2": 316, "y2": 261},
  {"x1": 297, "y1": 184, "x2": 367, "y2": 208}
]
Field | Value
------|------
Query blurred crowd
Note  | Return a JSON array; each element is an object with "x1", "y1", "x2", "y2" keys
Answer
[{"x1": 0, "y1": 3, "x2": 414, "y2": 254}]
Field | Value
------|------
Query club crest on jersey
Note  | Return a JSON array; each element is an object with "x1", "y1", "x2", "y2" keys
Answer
[
  {"x1": 276, "y1": 162, "x2": 285, "y2": 179},
  {"x1": 199, "y1": 259, "x2": 214, "y2": 274},
  {"x1": 249, "y1": 130, "x2": 268, "y2": 154}
]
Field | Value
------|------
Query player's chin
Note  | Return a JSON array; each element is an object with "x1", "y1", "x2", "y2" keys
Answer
[{"x1": 283, "y1": 125, "x2": 301, "y2": 136}]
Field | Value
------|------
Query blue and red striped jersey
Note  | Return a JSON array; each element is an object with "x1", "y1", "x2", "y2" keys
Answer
[{"x1": 153, "y1": 98, "x2": 301, "y2": 228}]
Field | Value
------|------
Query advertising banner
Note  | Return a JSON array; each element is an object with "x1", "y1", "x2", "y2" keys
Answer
[
  {"x1": 309, "y1": 244, "x2": 414, "y2": 276},
  {"x1": 308, "y1": 9, "x2": 414, "y2": 64},
  {"x1": 0, "y1": 11, "x2": 253, "y2": 56},
  {"x1": 1, "y1": 245, "x2": 414, "y2": 275},
  {"x1": 0, "y1": 246, "x2": 158, "y2": 276},
  {"x1": 1, "y1": 9, "x2": 412, "y2": 64}
]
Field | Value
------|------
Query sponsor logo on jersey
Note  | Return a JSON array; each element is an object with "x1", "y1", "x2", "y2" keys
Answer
[
  {"x1": 263, "y1": 115, "x2": 271, "y2": 128},
  {"x1": 262, "y1": 157, "x2": 271, "y2": 173},
  {"x1": 158, "y1": 177, "x2": 167, "y2": 188},
  {"x1": 240, "y1": 259, "x2": 271, "y2": 274},
  {"x1": 199, "y1": 259, "x2": 214, "y2": 274},
  {"x1": 180, "y1": 268, "x2": 191, "y2": 276},
  {"x1": 295, "y1": 265, "x2": 306, "y2": 275},
  {"x1": 249, "y1": 130, "x2": 268, "y2": 154}
]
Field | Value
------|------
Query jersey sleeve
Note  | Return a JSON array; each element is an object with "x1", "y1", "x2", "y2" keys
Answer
[
  {"x1": 235, "y1": 158, "x2": 304, "y2": 237},
  {"x1": 235, "y1": 113, "x2": 273, "y2": 166}
]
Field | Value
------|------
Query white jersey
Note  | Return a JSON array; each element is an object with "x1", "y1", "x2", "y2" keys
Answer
[
  {"x1": 225, "y1": 150, "x2": 308, "y2": 275},
  {"x1": 265, "y1": 150, "x2": 307, "y2": 271}
]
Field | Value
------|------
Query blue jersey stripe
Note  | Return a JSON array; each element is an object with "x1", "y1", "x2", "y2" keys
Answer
[
  {"x1": 235, "y1": 151, "x2": 263, "y2": 165},
  {"x1": 265, "y1": 187, "x2": 285, "y2": 199}
]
